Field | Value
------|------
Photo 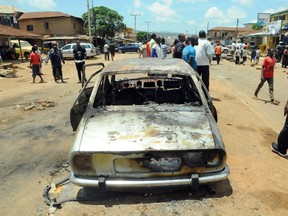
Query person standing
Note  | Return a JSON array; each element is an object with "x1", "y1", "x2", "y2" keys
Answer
[
  {"x1": 195, "y1": 30, "x2": 214, "y2": 91},
  {"x1": 253, "y1": 49, "x2": 278, "y2": 105},
  {"x1": 45, "y1": 41, "x2": 66, "y2": 83},
  {"x1": 255, "y1": 46, "x2": 261, "y2": 65},
  {"x1": 30, "y1": 46, "x2": 44, "y2": 83},
  {"x1": 147, "y1": 33, "x2": 157, "y2": 57},
  {"x1": 173, "y1": 33, "x2": 186, "y2": 59},
  {"x1": 271, "y1": 100, "x2": 288, "y2": 157},
  {"x1": 151, "y1": 37, "x2": 162, "y2": 58},
  {"x1": 214, "y1": 42, "x2": 222, "y2": 65},
  {"x1": 235, "y1": 47, "x2": 241, "y2": 65},
  {"x1": 73, "y1": 41, "x2": 86, "y2": 83},
  {"x1": 161, "y1": 38, "x2": 168, "y2": 59},
  {"x1": 182, "y1": 36, "x2": 198, "y2": 71},
  {"x1": 103, "y1": 43, "x2": 109, "y2": 61},
  {"x1": 230, "y1": 41, "x2": 236, "y2": 60},
  {"x1": 109, "y1": 41, "x2": 116, "y2": 61}
]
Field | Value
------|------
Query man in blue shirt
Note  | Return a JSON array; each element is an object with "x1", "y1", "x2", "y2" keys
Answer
[{"x1": 182, "y1": 36, "x2": 198, "y2": 70}]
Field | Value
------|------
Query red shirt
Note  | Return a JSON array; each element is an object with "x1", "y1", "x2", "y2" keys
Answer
[
  {"x1": 215, "y1": 45, "x2": 221, "y2": 55},
  {"x1": 146, "y1": 42, "x2": 151, "y2": 57},
  {"x1": 262, "y1": 56, "x2": 276, "y2": 78},
  {"x1": 30, "y1": 52, "x2": 40, "y2": 65}
]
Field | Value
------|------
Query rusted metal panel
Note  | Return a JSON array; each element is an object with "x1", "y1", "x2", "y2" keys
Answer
[{"x1": 100, "y1": 58, "x2": 197, "y2": 76}]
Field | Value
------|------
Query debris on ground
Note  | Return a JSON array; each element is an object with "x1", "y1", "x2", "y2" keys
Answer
[
  {"x1": 0, "y1": 68, "x2": 18, "y2": 78},
  {"x1": 24, "y1": 100, "x2": 55, "y2": 111}
]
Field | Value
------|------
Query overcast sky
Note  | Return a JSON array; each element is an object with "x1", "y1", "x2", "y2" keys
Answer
[{"x1": 2, "y1": 0, "x2": 287, "y2": 34}]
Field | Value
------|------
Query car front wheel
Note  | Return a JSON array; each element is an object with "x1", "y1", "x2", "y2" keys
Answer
[
  {"x1": 222, "y1": 49, "x2": 228, "y2": 54},
  {"x1": 118, "y1": 50, "x2": 123, "y2": 53}
]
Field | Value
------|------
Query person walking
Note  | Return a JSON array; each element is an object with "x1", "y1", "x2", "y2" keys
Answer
[
  {"x1": 30, "y1": 46, "x2": 44, "y2": 83},
  {"x1": 281, "y1": 45, "x2": 288, "y2": 68},
  {"x1": 253, "y1": 49, "x2": 278, "y2": 105},
  {"x1": 45, "y1": 41, "x2": 66, "y2": 83},
  {"x1": 73, "y1": 41, "x2": 86, "y2": 83},
  {"x1": 275, "y1": 41, "x2": 285, "y2": 63},
  {"x1": 250, "y1": 47, "x2": 256, "y2": 66},
  {"x1": 214, "y1": 42, "x2": 222, "y2": 65},
  {"x1": 103, "y1": 43, "x2": 109, "y2": 61},
  {"x1": 242, "y1": 46, "x2": 248, "y2": 65},
  {"x1": 194, "y1": 30, "x2": 214, "y2": 91},
  {"x1": 271, "y1": 99, "x2": 288, "y2": 157},
  {"x1": 34, "y1": 44, "x2": 43, "y2": 75},
  {"x1": 182, "y1": 36, "x2": 198, "y2": 71},
  {"x1": 173, "y1": 33, "x2": 186, "y2": 59}
]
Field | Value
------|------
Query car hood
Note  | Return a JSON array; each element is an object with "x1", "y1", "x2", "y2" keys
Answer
[{"x1": 76, "y1": 106, "x2": 218, "y2": 152}]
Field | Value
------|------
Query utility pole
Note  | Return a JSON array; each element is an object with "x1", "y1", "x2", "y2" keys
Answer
[
  {"x1": 92, "y1": 0, "x2": 97, "y2": 47},
  {"x1": 131, "y1": 13, "x2": 141, "y2": 41},
  {"x1": 87, "y1": 0, "x2": 92, "y2": 43},
  {"x1": 235, "y1": 18, "x2": 239, "y2": 41},
  {"x1": 207, "y1": 21, "x2": 209, "y2": 33},
  {"x1": 145, "y1": 21, "x2": 152, "y2": 41}
]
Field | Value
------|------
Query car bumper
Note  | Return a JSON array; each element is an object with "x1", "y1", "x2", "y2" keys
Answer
[{"x1": 70, "y1": 165, "x2": 229, "y2": 190}]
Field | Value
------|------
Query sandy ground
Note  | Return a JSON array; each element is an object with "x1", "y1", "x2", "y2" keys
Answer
[{"x1": 0, "y1": 53, "x2": 288, "y2": 216}]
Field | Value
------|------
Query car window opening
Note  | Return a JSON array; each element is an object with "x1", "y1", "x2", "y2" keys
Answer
[{"x1": 93, "y1": 74, "x2": 202, "y2": 108}]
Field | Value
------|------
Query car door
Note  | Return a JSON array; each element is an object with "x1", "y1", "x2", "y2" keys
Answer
[
  {"x1": 70, "y1": 63, "x2": 105, "y2": 131},
  {"x1": 61, "y1": 44, "x2": 72, "y2": 58}
]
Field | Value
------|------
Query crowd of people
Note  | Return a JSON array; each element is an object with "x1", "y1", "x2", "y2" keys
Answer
[{"x1": 5, "y1": 35, "x2": 288, "y2": 157}]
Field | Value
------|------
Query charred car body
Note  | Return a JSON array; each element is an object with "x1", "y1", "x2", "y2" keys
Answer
[{"x1": 69, "y1": 58, "x2": 229, "y2": 191}]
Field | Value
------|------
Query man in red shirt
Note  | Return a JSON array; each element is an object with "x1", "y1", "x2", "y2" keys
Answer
[
  {"x1": 30, "y1": 46, "x2": 44, "y2": 83},
  {"x1": 214, "y1": 42, "x2": 222, "y2": 65},
  {"x1": 253, "y1": 49, "x2": 278, "y2": 105}
]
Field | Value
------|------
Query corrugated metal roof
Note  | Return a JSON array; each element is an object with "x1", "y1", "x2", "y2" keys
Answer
[
  {"x1": 209, "y1": 27, "x2": 256, "y2": 32},
  {"x1": 0, "y1": 24, "x2": 40, "y2": 38},
  {"x1": 18, "y1": 11, "x2": 73, "y2": 20},
  {"x1": 0, "y1": 5, "x2": 22, "y2": 14}
]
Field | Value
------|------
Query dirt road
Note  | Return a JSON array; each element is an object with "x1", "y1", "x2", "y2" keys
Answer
[{"x1": 0, "y1": 53, "x2": 287, "y2": 216}]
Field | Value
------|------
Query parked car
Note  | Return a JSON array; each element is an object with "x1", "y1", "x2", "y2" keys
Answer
[
  {"x1": 10, "y1": 39, "x2": 33, "y2": 59},
  {"x1": 60, "y1": 42, "x2": 97, "y2": 59},
  {"x1": 116, "y1": 43, "x2": 140, "y2": 53},
  {"x1": 69, "y1": 58, "x2": 229, "y2": 191}
]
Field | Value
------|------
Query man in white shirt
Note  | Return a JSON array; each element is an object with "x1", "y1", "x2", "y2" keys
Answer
[{"x1": 195, "y1": 30, "x2": 214, "y2": 91}]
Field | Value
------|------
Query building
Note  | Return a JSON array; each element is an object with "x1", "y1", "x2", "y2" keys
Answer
[
  {"x1": 17, "y1": 11, "x2": 84, "y2": 37},
  {"x1": 208, "y1": 27, "x2": 258, "y2": 45},
  {"x1": 243, "y1": 8, "x2": 288, "y2": 52},
  {"x1": 0, "y1": 5, "x2": 23, "y2": 28}
]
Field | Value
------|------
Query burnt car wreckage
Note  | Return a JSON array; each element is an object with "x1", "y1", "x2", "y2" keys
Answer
[{"x1": 68, "y1": 58, "x2": 229, "y2": 192}]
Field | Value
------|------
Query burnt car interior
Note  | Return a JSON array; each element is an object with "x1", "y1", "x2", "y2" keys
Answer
[{"x1": 93, "y1": 74, "x2": 202, "y2": 107}]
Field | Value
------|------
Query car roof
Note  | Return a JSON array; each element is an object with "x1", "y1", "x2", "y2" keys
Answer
[{"x1": 101, "y1": 58, "x2": 197, "y2": 76}]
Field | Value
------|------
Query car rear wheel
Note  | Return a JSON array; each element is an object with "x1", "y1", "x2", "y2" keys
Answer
[
  {"x1": 118, "y1": 50, "x2": 123, "y2": 53},
  {"x1": 222, "y1": 49, "x2": 228, "y2": 54}
]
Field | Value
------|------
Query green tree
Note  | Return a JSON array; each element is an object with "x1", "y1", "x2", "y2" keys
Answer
[
  {"x1": 252, "y1": 24, "x2": 263, "y2": 30},
  {"x1": 82, "y1": 6, "x2": 125, "y2": 38},
  {"x1": 136, "y1": 31, "x2": 151, "y2": 42}
]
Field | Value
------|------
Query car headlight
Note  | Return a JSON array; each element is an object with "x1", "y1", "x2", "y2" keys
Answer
[
  {"x1": 72, "y1": 154, "x2": 93, "y2": 172},
  {"x1": 183, "y1": 151, "x2": 223, "y2": 168}
]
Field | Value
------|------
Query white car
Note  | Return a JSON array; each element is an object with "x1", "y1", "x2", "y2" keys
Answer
[
  {"x1": 60, "y1": 42, "x2": 97, "y2": 59},
  {"x1": 68, "y1": 58, "x2": 229, "y2": 191}
]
